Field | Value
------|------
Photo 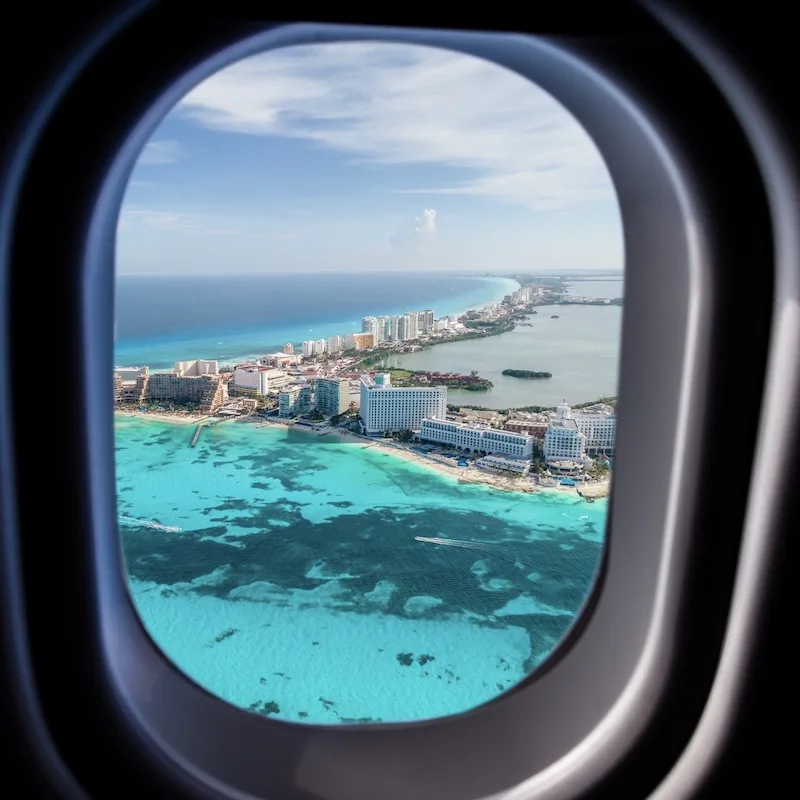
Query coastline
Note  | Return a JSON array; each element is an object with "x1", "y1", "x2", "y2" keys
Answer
[
  {"x1": 243, "y1": 417, "x2": 608, "y2": 499},
  {"x1": 115, "y1": 276, "x2": 519, "y2": 371},
  {"x1": 116, "y1": 412, "x2": 610, "y2": 500},
  {"x1": 114, "y1": 409, "x2": 211, "y2": 425}
]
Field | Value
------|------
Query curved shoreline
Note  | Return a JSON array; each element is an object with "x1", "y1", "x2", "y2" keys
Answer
[{"x1": 115, "y1": 411, "x2": 610, "y2": 500}]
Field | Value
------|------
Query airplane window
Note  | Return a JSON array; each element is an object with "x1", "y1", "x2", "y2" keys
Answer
[{"x1": 113, "y1": 41, "x2": 623, "y2": 725}]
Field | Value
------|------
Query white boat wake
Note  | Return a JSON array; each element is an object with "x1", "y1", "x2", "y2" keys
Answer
[
  {"x1": 414, "y1": 536, "x2": 491, "y2": 553},
  {"x1": 119, "y1": 515, "x2": 182, "y2": 533}
]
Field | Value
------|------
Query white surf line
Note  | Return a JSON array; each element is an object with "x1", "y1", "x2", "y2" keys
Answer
[{"x1": 119, "y1": 515, "x2": 182, "y2": 533}]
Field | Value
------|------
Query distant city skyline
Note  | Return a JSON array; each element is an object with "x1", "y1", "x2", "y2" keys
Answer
[{"x1": 117, "y1": 42, "x2": 623, "y2": 276}]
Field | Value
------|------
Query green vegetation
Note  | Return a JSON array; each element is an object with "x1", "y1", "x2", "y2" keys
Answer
[
  {"x1": 464, "y1": 320, "x2": 501, "y2": 329},
  {"x1": 573, "y1": 396, "x2": 616, "y2": 409},
  {"x1": 586, "y1": 460, "x2": 611, "y2": 481},
  {"x1": 502, "y1": 369, "x2": 552, "y2": 379},
  {"x1": 357, "y1": 352, "x2": 385, "y2": 368},
  {"x1": 384, "y1": 369, "x2": 493, "y2": 392}
]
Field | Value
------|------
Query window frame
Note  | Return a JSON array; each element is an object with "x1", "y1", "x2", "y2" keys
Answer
[{"x1": 0, "y1": 7, "x2": 778, "y2": 800}]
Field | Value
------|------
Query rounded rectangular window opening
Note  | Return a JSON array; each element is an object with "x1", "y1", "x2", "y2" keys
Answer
[{"x1": 113, "y1": 38, "x2": 623, "y2": 726}]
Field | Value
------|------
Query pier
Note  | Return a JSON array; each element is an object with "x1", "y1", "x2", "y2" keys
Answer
[{"x1": 191, "y1": 424, "x2": 205, "y2": 447}]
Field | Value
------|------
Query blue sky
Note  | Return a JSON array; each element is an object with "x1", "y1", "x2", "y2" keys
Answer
[{"x1": 117, "y1": 41, "x2": 624, "y2": 275}]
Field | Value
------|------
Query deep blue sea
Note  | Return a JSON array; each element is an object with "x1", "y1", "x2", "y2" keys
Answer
[{"x1": 115, "y1": 272, "x2": 519, "y2": 369}]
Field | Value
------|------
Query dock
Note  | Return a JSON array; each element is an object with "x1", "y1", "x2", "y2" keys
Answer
[{"x1": 190, "y1": 424, "x2": 205, "y2": 447}]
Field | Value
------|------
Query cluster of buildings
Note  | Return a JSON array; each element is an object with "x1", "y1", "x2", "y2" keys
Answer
[
  {"x1": 115, "y1": 354, "x2": 615, "y2": 478},
  {"x1": 292, "y1": 284, "x2": 564, "y2": 369},
  {"x1": 358, "y1": 374, "x2": 615, "y2": 477},
  {"x1": 296, "y1": 308, "x2": 471, "y2": 360},
  {"x1": 542, "y1": 401, "x2": 616, "y2": 474},
  {"x1": 113, "y1": 282, "x2": 614, "y2": 478},
  {"x1": 504, "y1": 285, "x2": 546, "y2": 306}
]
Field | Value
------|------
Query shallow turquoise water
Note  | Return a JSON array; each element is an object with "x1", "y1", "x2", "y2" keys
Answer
[{"x1": 116, "y1": 416, "x2": 606, "y2": 723}]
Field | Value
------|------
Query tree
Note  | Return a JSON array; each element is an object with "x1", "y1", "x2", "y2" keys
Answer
[
  {"x1": 397, "y1": 429, "x2": 414, "y2": 443},
  {"x1": 470, "y1": 370, "x2": 478, "y2": 377},
  {"x1": 330, "y1": 414, "x2": 341, "y2": 427}
]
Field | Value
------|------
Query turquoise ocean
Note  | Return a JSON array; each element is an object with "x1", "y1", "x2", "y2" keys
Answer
[{"x1": 117, "y1": 419, "x2": 605, "y2": 724}]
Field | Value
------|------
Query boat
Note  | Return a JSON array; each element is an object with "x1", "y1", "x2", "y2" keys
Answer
[
  {"x1": 551, "y1": 315, "x2": 560, "y2": 319},
  {"x1": 118, "y1": 515, "x2": 182, "y2": 533}
]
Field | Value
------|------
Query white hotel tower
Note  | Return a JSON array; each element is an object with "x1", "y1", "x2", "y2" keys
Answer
[{"x1": 360, "y1": 373, "x2": 447, "y2": 434}]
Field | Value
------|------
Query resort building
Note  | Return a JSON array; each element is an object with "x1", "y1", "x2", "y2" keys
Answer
[
  {"x1": 505, "y1": 411, "x2": 550, "y2": 438},
  {"x1": 543, "y1": 402, "x2": 587, "y2": 466},
  {"x1": 113, "y1": 365, "x2": 149, "y2": 404},
  {"x1": 148, "y1": 370, "x2": 227, "y2": 413},
  {"x1": 419, "y1": 418, "x2": 534, "y2": 458},
  {"x1": 421, "y1": 309, "x2": 434, "y2": 332},
  {"x1": 573, "y1": 407, "x2": 616, "y2": 454},
  {"x1": 278, "y1": 385, "x2": 313, "y2": 418},
  {"x1": 174, "y1": 359, "x2": 218, "y2": 376},
  {"x1": 232, "y1": 365, "x2": 290, "y2": 396},
  {"x1": 315, "y1": 377, "x2": 350, "y2": 416},
  {"x1": 302, "y1": 341, "x2": 314, "y2": 357},
  {"x1": 543, "y1": 401, "x2": 616, "y2": 456},
  {"x1": 475, "y1": 455, "x2": 531, "y2": 475},
  {"x1": 360, "y1": 374, "x2": 447, "y2": 434},
  {"x1": 281, "y1": 343, "x2": 294, "y2": 354}
]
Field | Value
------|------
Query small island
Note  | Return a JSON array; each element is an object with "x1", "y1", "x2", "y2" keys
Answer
[
  {"x1": 502, "y1": 369, "x2": 552, "y2": 379},
  {"x1": 387, "y1": 369, "x2": 493, "y2": 391}
]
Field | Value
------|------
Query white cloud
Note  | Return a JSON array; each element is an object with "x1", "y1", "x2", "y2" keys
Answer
[
  {"x1": 416, "y1": 208, "x2": 437, "y2": 237},
  {"x1": 391, "y1": 208, "x2": 438, "y2": 257},
  {"x1": 177, "y1": 43, "x2": 616, "y2": 210},
  {"x1": 117, "y1": 207, "x2": 297, "y2": 241},
  {"x1": 118, "y1": 207, "x2": 239, "y2": 236},
  {"x1": 138, "y1": 140, "x2": 186, "y2": 165}
]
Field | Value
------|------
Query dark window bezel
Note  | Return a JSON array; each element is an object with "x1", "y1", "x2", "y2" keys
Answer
[{"x1": 1, "y1": 7, "x2": 776, "y2": 800}]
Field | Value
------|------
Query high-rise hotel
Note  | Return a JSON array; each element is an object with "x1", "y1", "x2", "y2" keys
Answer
[{"x1": 359, "y1": 373, "x2": 447, "y2": 434}]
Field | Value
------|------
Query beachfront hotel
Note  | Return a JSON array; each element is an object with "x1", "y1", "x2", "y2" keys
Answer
[
  {"x1": 113, "y1": 365, "x2": 149, "y2": 404},
  {"x1": 232, "y1": 365, "x2": 290, "y2": 397},
  {"x1": 419, "y1": 418, "x2": 534, "y2": 458},
  {"x1": 544, "y1": 402, "x2": 587, "y2": 466},
  {"x1": 314, "y1": 377, "x2": 350, "y2": 416},
  {"x1": 148, "y1": 360, "x2": 228, "y2": 413},
  {"x1": 360, "y1": 374, "x2": 447, "y2": 434},
  {"x1": 545, "y1": 401, "x2": 616, "y2": 457},
  {"x1": 278, "y1": 385, "x2": 312, "y2": 418},
  {"x1": 572, "y1": 407, "x2": 616, "y2": 455}
]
